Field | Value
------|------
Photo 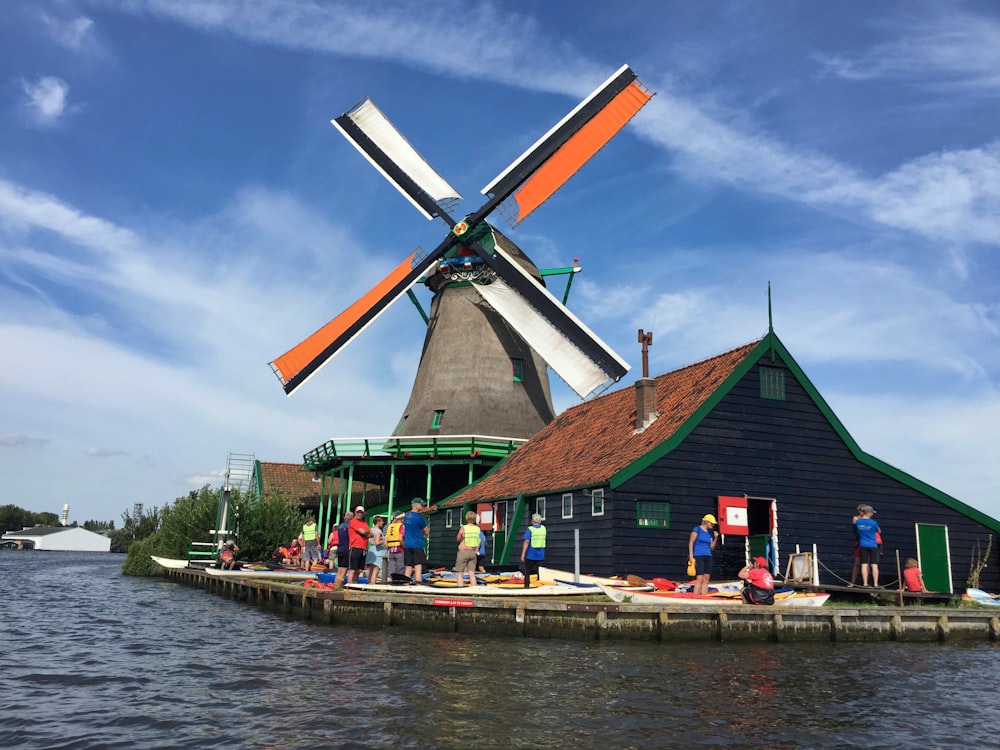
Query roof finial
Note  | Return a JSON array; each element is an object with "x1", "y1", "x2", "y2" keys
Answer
[
  {"x1": 768, "y1": 281, "x2": 773, "y2": 334},
  {"x1": 638, "y1": 329, "x2": 653, "y2": 378}
]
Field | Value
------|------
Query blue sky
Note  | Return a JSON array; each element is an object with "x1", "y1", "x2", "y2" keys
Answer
[{"x1": 2, "y1": 1, "x2": 998, "y2": 527}]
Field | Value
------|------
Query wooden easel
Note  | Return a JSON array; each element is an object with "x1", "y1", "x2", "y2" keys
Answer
[{"x1": 784, "y1": 552, "x2": 812, "y2": 584}]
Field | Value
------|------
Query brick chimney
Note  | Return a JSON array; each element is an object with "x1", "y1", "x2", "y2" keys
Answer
[{"x1": 634, "y1": 377, "x2": 659, "y2": 432}]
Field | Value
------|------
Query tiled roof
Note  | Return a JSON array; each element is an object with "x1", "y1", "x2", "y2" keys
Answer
[
  {"x1": 257, "y1": 461, "x2": 370, "y2": 506},
  {"x1": 450, "y1": 340, "x2": 761, "y2": 504}
]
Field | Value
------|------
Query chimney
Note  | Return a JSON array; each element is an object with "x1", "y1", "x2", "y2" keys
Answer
[{"x1": 634, "y1": 377, "x2": 659, "y2": 432}]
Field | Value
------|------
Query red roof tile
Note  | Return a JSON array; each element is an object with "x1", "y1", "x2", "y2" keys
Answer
[
  {"x1": 450, "y1": 340, "x2": 760, "y2": 504},
  {"x1": 258, "y1": 461, "x2": 368, "y2": 506}
]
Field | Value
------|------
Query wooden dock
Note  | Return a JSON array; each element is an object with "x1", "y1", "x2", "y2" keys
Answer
[{"x1": 160, "y1": 567, "x2": 1000, "y2": 643}]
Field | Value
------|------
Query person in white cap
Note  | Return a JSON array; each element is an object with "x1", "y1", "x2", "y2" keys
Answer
[{"x1": 688, "y1": 513, "x2": 720, "y2": 596}]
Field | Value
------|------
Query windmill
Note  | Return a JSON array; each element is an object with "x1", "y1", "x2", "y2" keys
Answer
[{"x1": 270, "y1": 65, "x2": 653, "y2": 440}]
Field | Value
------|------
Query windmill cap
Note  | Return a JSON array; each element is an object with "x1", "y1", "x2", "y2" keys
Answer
[
  {"x1": 702, "y1": 514, "x2": 717, "y2": 524},
  {"x1": 753, "y1": 556, "x2": 768, "y2": 567}
]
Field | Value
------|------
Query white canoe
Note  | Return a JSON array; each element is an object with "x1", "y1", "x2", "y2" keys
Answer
[
  {"x1": 538, "y1": 566, "x2": 630, "y2": 587},
  {"x1": 150, "y1": 556, "x2": 189, "y2": 569},
  {"x1": 598, "y1": 584, "x2": 830, "y2": 607},
  {"x1": 348, "y1": 582, "x2": 595, "y2": 597},
  {"x1": 203, "y1": 567, "x2": 318, "y2": 581}
]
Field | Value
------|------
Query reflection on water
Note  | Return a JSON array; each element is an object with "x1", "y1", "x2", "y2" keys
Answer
[{"x1": 1, "y1": 552, "x2": 998, "y2": 749}]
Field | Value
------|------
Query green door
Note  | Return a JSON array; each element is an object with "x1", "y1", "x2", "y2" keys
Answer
[{"x1": 916, "y1": 523, "x2": 952, "y2": 593}]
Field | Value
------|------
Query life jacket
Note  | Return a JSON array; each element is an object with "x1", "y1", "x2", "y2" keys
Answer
[
  {"x1": 385, "y1": 521, "x2": 404, "y2": 548},
  {"x1": 461, "y1": 523, "x2": 481, "y2": 550},
  {"x1": 528, "y1": 525, "x2": 546, "y2": 548},
  {"x1": 302, "y1": 522, "x2": 319, "y2": 542}
]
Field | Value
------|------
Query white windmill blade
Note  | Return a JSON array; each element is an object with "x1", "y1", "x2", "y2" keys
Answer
[
  {"x1": 471, "y1": 277, "x2": 613, "y2": 399},
  {"x1": 470, "y1": 232, "x2": 630, "y2": 399},
  {"x1": 332, "y1": 97, "x2": 462, "y2": 220}
]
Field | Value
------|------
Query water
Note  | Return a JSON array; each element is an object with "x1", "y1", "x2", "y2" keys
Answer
[{"x1": 2, "y1": 552, "x2": 999, "y2": 749}]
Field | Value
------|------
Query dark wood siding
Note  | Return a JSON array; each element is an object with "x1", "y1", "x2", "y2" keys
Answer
[{"x1": 609, "y1": 352, "x2": 998, "y2": 591}]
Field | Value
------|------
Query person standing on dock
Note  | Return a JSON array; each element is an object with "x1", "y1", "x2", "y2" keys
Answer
[
  {"x1": 455, "y1": 511, "x2": 482, "y2": 588},
  {"x1": 855, "y1": 505, "x2": 882, "y2": 587},
  {"x1": 301, "y1": 515, "x2": 322, "y2": 571},
  {"x1": 403, "y1": 498, "x2": 429, "y2": 584},
  {"x1": 520, "y1": 513, "x2": 546, "y2": 589},
  {"x1": 366, "y1": 515, "x2": 387, "y2": 584},
  {"x1": 688, "y1": 514, "x2": 719, "y2": 596},
  {"x1": 385, "y1": 510, "x2": 406, "y2": 581},
  {"x1": 347, "y1": 506, "x2": 373, "y2": 584}
]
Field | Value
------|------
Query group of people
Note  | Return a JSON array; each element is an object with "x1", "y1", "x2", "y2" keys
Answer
[{"x1": 325, "y1": 498, "x2": 431, "y2": 589}]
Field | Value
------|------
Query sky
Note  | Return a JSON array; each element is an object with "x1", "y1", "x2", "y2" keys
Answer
[{"x1": 1, "y1": 0, "x2": 998, "y2": 526}]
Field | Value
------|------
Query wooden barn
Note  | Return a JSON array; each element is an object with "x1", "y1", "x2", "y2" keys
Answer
[{"x1": 435, "y1": 329, "x2": 1000, "y2": 593}]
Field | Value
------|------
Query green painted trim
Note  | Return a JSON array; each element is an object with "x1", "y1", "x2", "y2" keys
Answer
[
  {"x1": 406, "y1": 288, "x2": 429, "y2": 325},
  {"x1": 610, "y1": 331, "x2": 1000, "y2": 533},
  {"x1": 609, "y1": 338, "x2": 768, "y2": 488},
  {"x1": 499, "y1": 493, "x2": 526, "y2": 565}
]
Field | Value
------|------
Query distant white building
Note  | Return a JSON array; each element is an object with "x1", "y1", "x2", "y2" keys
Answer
[{"x1": 1, "y1": 526, "x2": 111, "y2": 552}]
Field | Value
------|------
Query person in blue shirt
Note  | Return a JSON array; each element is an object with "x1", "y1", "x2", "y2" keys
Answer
[
  {"x1": 520, "y1": 513, "x2": 546, "y2": 589},
  {"x1": 403, "y1": 498, "x2": 429, "y2": 584},
  {"x1": 854, "y1": 505, "x2": 882, "y2": 587},
  {"x1": 687, "y1": 514, "x2": 719, "y2": 595}
]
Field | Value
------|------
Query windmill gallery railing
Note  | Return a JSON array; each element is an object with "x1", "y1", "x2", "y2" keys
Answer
[{"x1": 302, "y1": 435, "x2": 527, "y2": 472}]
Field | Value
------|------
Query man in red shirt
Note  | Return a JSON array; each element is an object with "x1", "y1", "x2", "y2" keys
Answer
[
  {"x1": 332, "y1": 506, "x2": 372, "y2": 588},
  {"x1": 739, "y1": 556, "x2": 775, "y2": 605}
]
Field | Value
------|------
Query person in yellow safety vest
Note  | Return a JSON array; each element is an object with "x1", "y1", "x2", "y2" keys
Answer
[
  {"x1": 455, "y1": 511, "x2": 482, "y2": 588},
  {"x1": 385, "y1": 511, "x2": 406, "y2": 581},
  {"x1": 520, "y1": 513, "x2": 546, "y2": 589},
  {"x1": 300, "y1": 515, "x2": 322, "y2": 571}
]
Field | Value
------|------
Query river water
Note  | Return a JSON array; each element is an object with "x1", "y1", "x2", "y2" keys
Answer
[{"x1": 2, "y1": 552, "x2": 999, "y2": 749}]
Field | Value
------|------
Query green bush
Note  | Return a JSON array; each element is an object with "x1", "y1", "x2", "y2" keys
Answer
[{"x1": 121, "y1": 534, "x2": 162, "y2": 576}]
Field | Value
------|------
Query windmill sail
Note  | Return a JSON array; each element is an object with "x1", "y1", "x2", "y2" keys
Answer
[
  {"x1": 472, "y1": 230, "x2": 629, "y2": 398},
  {"x1": 481, "y1": 64, "x2": 653, "y2": 226},
  {"x1": 333, "y1": 97, "x2": 462, "y2": 220},
  {"x1": 270, "y1": 250, "x2": 439, "y2": 394}
]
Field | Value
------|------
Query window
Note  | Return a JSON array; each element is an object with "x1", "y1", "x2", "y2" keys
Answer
[
  {"x1": 445, "y1": 509, "x2": 454, "y2": 528},
  {"x1": 511, "y1": 358, "x2": 524, "y2": 383},
  {"x1": 591, "y1": 488, "x2": 604, "y2": 516},
  {"x1": 562, "y1": 493, "x2": 573, "y2": 519},
  {"x1": 536, "y1": 496, "x2": 546, "y2": 520},
  {"x1": 760, "y1": 366, "x2": 785, "y2": 400},
  {"x1": 637, "y1": 501, "x2": 670, "y2": 529},
  {"x1": 431, "y1": 409, "x2": 445, "y2": 429}
]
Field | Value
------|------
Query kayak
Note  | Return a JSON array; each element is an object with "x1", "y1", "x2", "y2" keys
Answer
[
  {"x1": 965, "y1": 588, "x2": 1000, "y2": 605},
  {"x1": 150, "y1": 556, "x2": 189, "y2": 569},
  {"x1": 598, "y1": 584, "x2": 830, "y2": 607},
  {"x1": 538, "y1": 566, "x2": 630, "y2": 587},
  {"x1": 203, "y1": 567, "x2": 318, "y2": 581}
]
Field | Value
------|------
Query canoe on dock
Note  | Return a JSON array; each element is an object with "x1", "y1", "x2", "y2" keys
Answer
[
  {"x1": 203, "y1": 567, "x2": 318, "y2": 581},
  {"x1": 348, "y1": 582, "x2": 596, "y2": 597},
  {"x1": 150, "y1": 556, "x2": 189, "y2": 569},
  {"x1": 598, "y1": 584, "x2": 830, "y2": 607}
]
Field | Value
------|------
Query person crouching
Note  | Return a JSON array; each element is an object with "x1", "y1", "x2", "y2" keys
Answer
[{"x1": 739, "y1": 556, "x2": 775, "y2": 605}]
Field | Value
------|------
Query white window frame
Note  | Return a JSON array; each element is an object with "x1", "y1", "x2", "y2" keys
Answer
[
  {"x1": 536, "y1": 496, "x2": 546, "y2": 520},
  {"x1": 591, "y1": 488, "x2": 605, "y2": 517},
  {"x1": 445, "y1": 508, "x2": 454, "y2": 528},
  {"x1": 562, "y1": 492, "x2": 573, "y2": 519}
]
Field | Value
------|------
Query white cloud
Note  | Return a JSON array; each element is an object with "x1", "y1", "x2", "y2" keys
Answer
[
  {"x1": 814, "y1": 12, "x2": 1000, "y2": 91},
  {"x1": 40, "y1": 13, "x2": 96, "y2": 51},
  {"x1": 19, "y1": 76, "x2": 73, "y2": 127}
]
